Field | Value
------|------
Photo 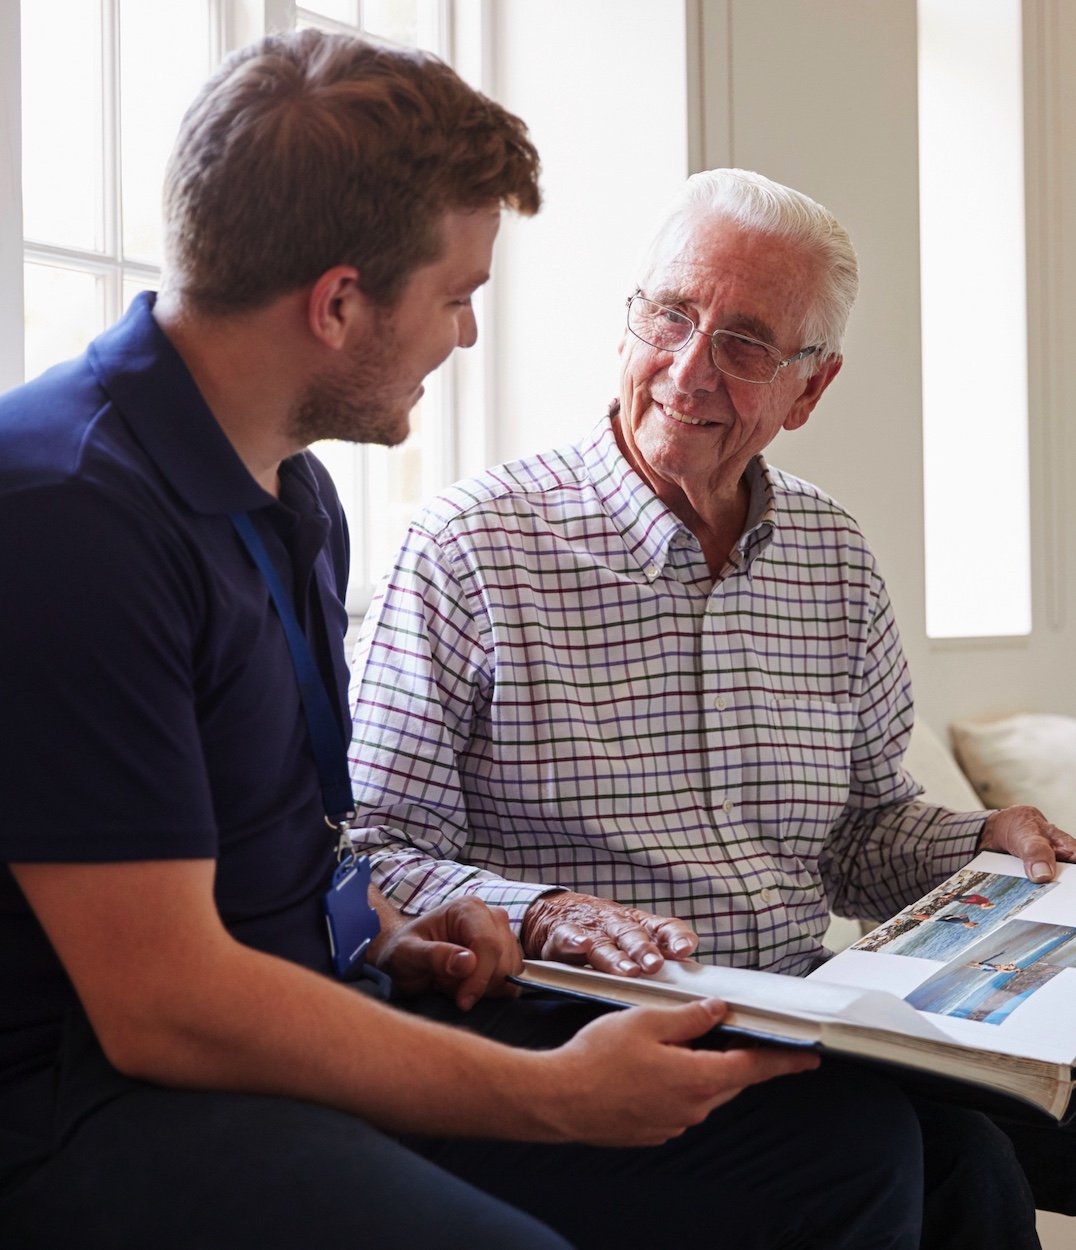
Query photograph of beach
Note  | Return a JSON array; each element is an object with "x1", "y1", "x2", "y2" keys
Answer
[{"x1": 850, "y1": 869, "x2": 1055, "y2": 960}]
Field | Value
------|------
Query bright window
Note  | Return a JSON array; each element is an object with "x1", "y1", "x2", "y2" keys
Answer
[
  {"x1": 21, "y1": 0, "x2": 215, "y2": 379},
  {"x1": 918, "y1": 0, "x2": 1031, "y2": 639}
]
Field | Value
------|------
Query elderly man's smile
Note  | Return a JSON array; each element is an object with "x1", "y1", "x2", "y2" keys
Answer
[{"x1": 659, "y1": 402, "x2": 718, "y2": 428}]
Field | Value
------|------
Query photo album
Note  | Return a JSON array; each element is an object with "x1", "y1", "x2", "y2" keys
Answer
[{"x1": 515, "y1": 852, "x2": 1076, "y2": 1123}]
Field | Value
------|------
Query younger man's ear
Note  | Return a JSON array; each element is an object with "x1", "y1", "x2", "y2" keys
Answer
[{"x1": 307, "y1": 266, "x2": 364, "y2": 350}]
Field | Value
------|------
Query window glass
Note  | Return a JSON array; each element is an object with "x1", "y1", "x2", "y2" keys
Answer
[
  {"x1": 919, "y1": 0, "x2": 1031, "y2": 638},
  {"x1": 21, "y1": 0, "x2": 104, "y2": 252},
  {"x1": 119, "y1": 0, "x2": 213, "y2": 266},
  {"x1": 362, "y1": 0, "x2": 420, "y2": 46},
  {"x1": 24, "y1": 262, "x2": 103, "y2": 382},
  {"x1": 301, "y1": 2, "x2": 360, "y2": 25}
]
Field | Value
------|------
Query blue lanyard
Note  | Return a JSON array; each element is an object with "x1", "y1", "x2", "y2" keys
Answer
[{"x1": 229, "y1": 511, "x2": 355, "y2": 830}]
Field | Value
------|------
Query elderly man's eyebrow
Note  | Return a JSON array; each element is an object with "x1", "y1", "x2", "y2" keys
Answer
[
  {"x1": 722, "y1": 312, "x2": 779, "y2": 345},
  {"x1": 646, "y1": 284, "x2": 688, "y2": 307},
  {"x1": 646, "y1": 287, "x2": 780, "y2": 346}
]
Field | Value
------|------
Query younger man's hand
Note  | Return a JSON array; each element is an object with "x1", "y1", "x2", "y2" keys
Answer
[{"x1": 371, "y1": 897, "x2": 522, "y2": 1011}]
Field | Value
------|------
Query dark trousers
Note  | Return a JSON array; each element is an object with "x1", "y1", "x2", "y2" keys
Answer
[
  {"x1": 0, "y1": 994, "x2": 1042, "y2": 1249},
  {"x1": 995, "y1": 1114, "x2": 1076, "y2": 1217}
]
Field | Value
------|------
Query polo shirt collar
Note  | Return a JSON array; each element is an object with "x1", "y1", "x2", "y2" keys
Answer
[
  {"x1": 86, "y1": 291, "x2": 274, "y2": 516},
  {"x1": 584, "y1": 410, "x2": 778, "y2": 574}
]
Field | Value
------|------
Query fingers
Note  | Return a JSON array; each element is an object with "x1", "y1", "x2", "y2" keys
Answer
[
  {"x1": 522, "y1": 892, "x2": 700, "y2": 976},
  {"x1": 712, "y1": 1043, "x2": 821, "y2": 1090},
  {"x1": 374, "y1": 898, "x2": 522, "y2": 1007},
  {"x1": 642, "y1": 996, "x2": 727, "y2": 1043},
  {"x1": 437, "y1": 900, "x2": 522, "y2": 1009},
  {"x1": 556, "y1": 1002, "x2": 819, "y2": 1147},
  {"x1": 561, "y1": 927, "x2": 655, "y2": 976},
  {"x1": 454, "y1": 939, "x2": 521, "y2": 1011},
  {"x1": 981, "y1": 806, "x2": 1076, "y2": 883},
  {"x1": 650, "y1": 915, "x2": 699, "y2": 961}
]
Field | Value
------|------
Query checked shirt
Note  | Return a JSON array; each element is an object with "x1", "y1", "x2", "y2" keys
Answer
[{"x1": 347, "y1": 416, "x2": 986, "y2": 975}]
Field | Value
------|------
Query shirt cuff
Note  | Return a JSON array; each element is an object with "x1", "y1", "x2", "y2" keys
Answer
[{"x1": 465, "y1": 881, "x2": 565, "y2": 932}]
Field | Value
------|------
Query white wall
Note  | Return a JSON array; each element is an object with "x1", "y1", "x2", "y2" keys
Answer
[{"x1": 486, "y1": 0, "x2": 689, "y2": 464}]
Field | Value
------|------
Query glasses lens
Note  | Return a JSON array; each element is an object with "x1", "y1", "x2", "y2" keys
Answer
[
  {"x1": 629, "y1": 297, "x2": 691, "y2": 351},
  {"x1": 711, "y1": 331, "x2": 781, "y2": 383}
]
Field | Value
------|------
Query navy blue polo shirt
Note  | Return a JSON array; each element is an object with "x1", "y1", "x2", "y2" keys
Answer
[{"x1": 0, "y1": 293, "x2": 352, "y2": 1090}]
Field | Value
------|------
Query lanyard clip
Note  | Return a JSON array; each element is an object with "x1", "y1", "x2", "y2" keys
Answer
[{"x1": 326, "y1": 810, "x2": 357, "y2": 862}]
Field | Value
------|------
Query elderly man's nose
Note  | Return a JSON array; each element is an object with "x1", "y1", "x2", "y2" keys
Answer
[{"x1": 669, "y1": 331, "x2": 720, "y2": 391}]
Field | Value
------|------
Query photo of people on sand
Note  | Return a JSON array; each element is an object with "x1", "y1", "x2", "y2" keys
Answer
[
  {"x1": 850, "y1": 868, "x2": 1056, "y2": 960},
  {"x1": 904, "y1": 918, "x2": 1076, "y2": 1024}
]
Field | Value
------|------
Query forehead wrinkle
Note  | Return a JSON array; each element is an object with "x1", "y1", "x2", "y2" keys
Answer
[{"x1": 641, "y1": 216, "x2": 817, "y2": 351}]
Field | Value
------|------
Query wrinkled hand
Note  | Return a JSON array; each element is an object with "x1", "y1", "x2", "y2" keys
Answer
[
  {"x1": 979, "y1": 805, "x2": 1076, "y2": 883},
  {"x1": 521, "y1": 891, "x2": 698, "y2": 975},
  {"x1": 371, "y1": 897, "x2": 522, "y2": 1011},
  {"x1": 541, "y1": 999, "x2": 819, "y2": 1147}
]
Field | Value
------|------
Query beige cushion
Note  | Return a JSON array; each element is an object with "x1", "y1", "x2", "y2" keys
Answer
[
  {"x1": 949, "y1": 713, "x2": 1076, "y2": 831},
  {"x1": 904, "y1": 717, "x2": 981, "y2": 810}
]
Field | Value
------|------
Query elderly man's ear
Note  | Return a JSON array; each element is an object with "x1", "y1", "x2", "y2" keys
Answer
[{"x1": 783, "y1": 355, "x2": 842, "y2": 433}]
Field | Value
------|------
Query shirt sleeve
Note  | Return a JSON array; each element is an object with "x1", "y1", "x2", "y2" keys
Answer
[
  {"x1": 346, "y1": 524, "x2": 555, "y2": 926},
  {"x1": 820, "y1": 576, "x2": 988, "y2": 921}
]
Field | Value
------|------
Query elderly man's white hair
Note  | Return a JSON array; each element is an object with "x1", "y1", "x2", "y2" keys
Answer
[{"x1": 636, "y1": 168, "x2": 859, "y2": 363}]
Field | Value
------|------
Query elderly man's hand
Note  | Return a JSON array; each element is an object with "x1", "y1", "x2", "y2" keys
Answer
[
  {"x1": 371, "y1": 897, "x2": 522, "y2": 1011},
  {"x1": 521, "y1": 891, "x2": 698, "y2": 975},
  {"x1": 979, "y1": 805, "x2": 1076, "y2": 883}
]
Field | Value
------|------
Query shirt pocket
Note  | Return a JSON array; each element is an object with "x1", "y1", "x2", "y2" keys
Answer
[{"x1": 757, "y1": 695, "x2": 858, "y2": 856}]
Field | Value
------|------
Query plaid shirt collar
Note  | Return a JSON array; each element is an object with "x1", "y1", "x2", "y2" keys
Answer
[{"x1": 583, "y1": 409, "x2": 778, "y2": 577}]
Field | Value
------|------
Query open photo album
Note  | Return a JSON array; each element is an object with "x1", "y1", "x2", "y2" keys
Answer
[{"x1": 515, "y1": 852, "x2": 1076, "y2": 1123}]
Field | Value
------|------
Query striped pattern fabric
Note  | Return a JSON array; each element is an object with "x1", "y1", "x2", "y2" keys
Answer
[{"x1": 347, "y1": 417, "x2": 985, "y2": 975}]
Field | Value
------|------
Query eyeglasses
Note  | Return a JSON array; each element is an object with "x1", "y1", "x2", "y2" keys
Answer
[{"x1": 625, "y1": 293, "x2": 820, "y2": 385}]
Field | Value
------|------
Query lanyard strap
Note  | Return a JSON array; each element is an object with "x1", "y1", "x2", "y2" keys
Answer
[{"x1": 229, "y1": 511, "x2": 355, "y2": 827}]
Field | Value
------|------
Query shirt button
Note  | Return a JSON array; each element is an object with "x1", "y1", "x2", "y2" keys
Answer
[
  {"x1": 645, "y1": 563, "x2": 659, "y2": 581},
  {"x1": 722, "y1": 798, "x2": 734, "y2": 813},
  {"x1": 760, "y1": 887, "x2": 779, "y2": 904},
  {"x1": 714, "y1": 695, "x2": 728, "y2": 711}
]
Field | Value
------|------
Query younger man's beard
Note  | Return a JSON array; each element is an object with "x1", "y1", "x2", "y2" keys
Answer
[{"x1": 287, "y1": 313, "x2": 408, "y2": 450}]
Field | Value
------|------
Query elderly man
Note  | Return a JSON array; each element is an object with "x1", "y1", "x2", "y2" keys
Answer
[{"x1": 348, "y1": 168, "x2": 1074, "y2": 1236}]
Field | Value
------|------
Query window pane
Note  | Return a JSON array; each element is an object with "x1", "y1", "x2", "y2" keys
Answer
[
  {"x1": 312, "y1": 439, "x2": 366, "y2": 597},
  {"x1": 24, "y1": 262, "x2": 103, "y2": 380},
  {"x1": 301, "y1": 2, "x2": 360, "y2": 25},
  {"x1": 312, "y1": 419, "x2": 427, "y2": 603},
  {"x1": 21, "y1": 0, "x2": 104, "y2": 251},
  {"x1": 362, "y1": 0, "x2": 420, "y2": 47},
  {"x1": 365, "y1": 413, "x2": 427, "y2": 584},
  {"x1": 919, "y1": 0, "x2": 1031, "y2": 638},
  {"x1": 119, "y1": 0, "x2": 212, "y2": 266}
]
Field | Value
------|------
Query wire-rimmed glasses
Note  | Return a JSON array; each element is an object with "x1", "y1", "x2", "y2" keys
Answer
[{"x1": 625, "y1": 293, "x2": 819, "y2": 384}]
